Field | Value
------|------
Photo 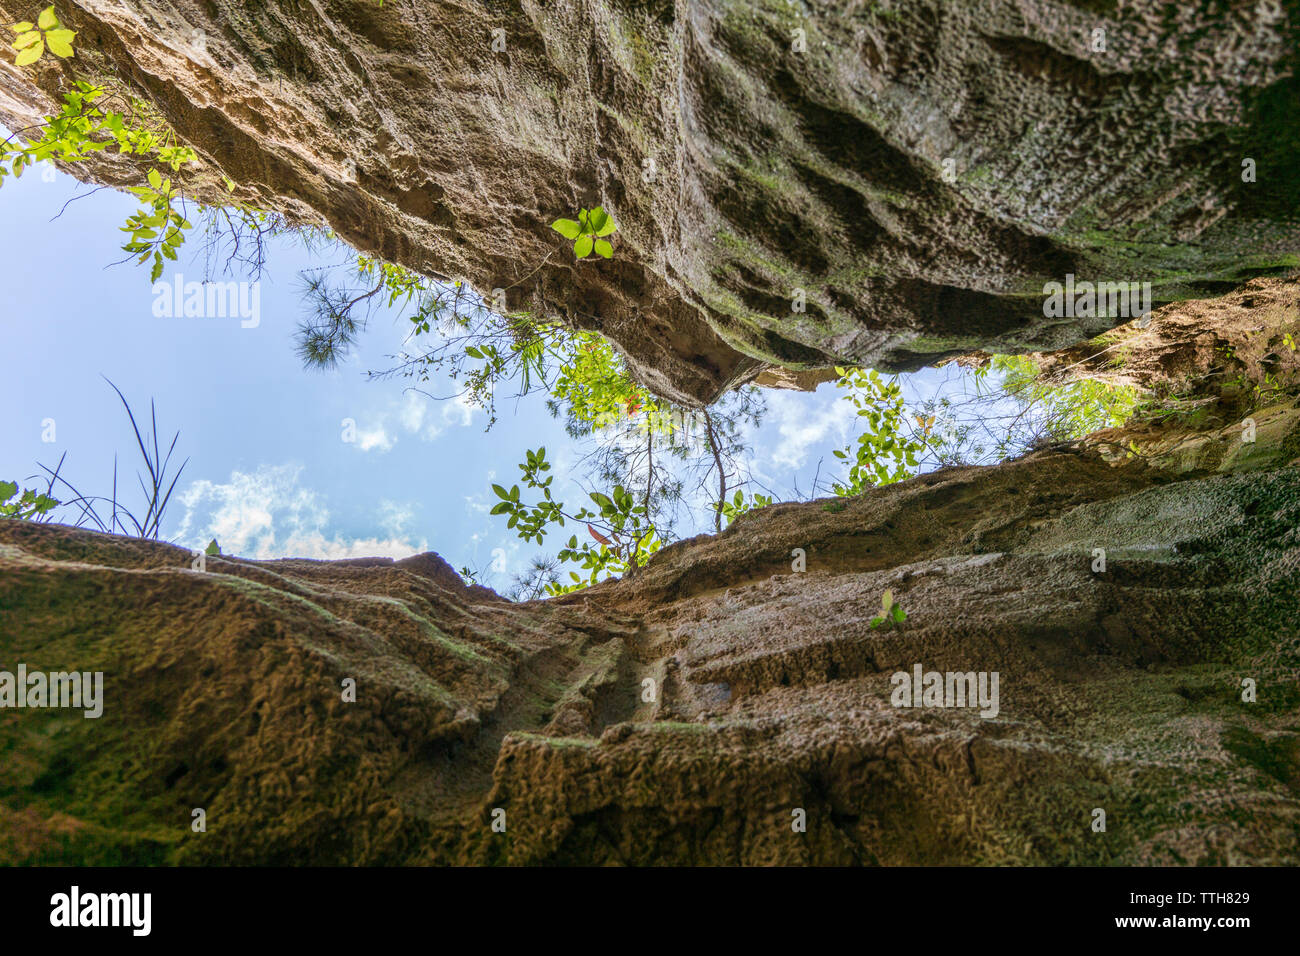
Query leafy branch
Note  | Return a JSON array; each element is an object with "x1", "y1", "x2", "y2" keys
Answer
[
  {"x1": 0, "y1": 81, "x2": 200, "y2": 281},
  {"x1": 0, "y1": 480, "x2": 58, "y2": 520},
  {"x1": 830, "y1": 366, "x2": 924, "y2": 496},
  {"x1": 488, "y1": 446, "x2": 660, "y2": 595},
  {"x1": 122, "y1": 168, "x2": 193, "y2": 281}
]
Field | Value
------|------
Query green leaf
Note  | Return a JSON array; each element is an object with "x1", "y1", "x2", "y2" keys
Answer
[
  {"x1": 593, "y1": 239, "x2": 612, "y2": 259},
  {"x1": 37, "y1": 7, "x2": 58, "y2": 31},
  {"x1": 587, "y1": 207, "x2": 608, "y2": 232},
  {"x1": 147, "y1": 168, "x2": 162, "y2": 190},
  {"x1": 12, "y1": 29, "x2": 40, "y2": 49},
  {"x1": 10, "y1": 22, "x2": 33, "y2": 33},
  {"x1": 44, "y1": 28, "x2": 74, "y2": 58},
  {"x1": 573, "y1": 235, "x2": 593, "y2": 258},
  {"x1": 550, "y1": 218, "x2": 581, "y2": 239},
  {"x1": 594, "y1": 213, "x2": 617, "y2": 237},
  {"x1": 891, "y1": 605, "x2": 906, "y2": 624},
  {"x1": 0, "y1": 480, "x2": 17, "y2": 501},
  {"x1": 205, "y1": 539, "x2": 220, "y2": 556},
  {"x1": 492, "y1": 483, "x2": 510, "y2": 500},
  {"x1": 14, "y1": 38, "x2": 42, "y2": 64}
]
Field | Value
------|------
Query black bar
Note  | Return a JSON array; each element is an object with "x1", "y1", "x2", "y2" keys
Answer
[{"x1": 0, "y1": 866, "x2": 1289, "y2": 942}]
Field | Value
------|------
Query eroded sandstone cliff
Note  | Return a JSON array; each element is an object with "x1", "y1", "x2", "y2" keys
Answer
[
  {"x1": 1, "y1": 0, "x2": 1297, "y2": 402},
  {"x1": 0, "y1": 1, "x2": 1298, "y2": 867},
  {"x1": 3, "y1": 279, "x2": 1299, "y2": 863}
]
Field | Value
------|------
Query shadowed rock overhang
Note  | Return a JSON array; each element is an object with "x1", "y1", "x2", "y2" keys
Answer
[{"x1": 0, "y1": 0, "x2": 1296, "y2": 403}]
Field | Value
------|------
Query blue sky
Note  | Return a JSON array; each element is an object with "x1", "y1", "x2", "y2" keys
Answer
[{"x1": 1, "y1": 160, "x2": 949, "y2": 591}]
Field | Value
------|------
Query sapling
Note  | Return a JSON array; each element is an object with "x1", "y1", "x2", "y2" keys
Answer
[
  {"x1": 551, "y1": 206, "x2": 617, "y2": 259},
  {"x1": 870, "y1": 589, "x2": 906, "y2": 629}
]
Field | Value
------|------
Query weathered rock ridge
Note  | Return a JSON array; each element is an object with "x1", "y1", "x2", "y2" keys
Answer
[
  {"x1": 1, "y1": 0, "x2": 1298, "y2": 402},
  {"x1": 3, "y1": 335, "x2": 1299, "y2": 862}
]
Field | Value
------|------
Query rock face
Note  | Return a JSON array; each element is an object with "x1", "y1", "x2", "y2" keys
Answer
[
  {"x1": 3, "y1": 427, "x2": 1299, "y2": 864},
  {"x1": 1, "y1": 1, "x2": 1298, "y2": 402},
  {"x1": 1, "y1": 3, "x2": 1298, "y2": 866}
]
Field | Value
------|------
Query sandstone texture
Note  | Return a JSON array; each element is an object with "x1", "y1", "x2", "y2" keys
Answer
[
  {"x1": 1, "y1": 0, "x2": 1298, "y2": 402},
  {"x1": 3, "y1": 421, "x2": 1298, "y2": 864},
  {"x1": 1, "y1": 1, "x2": 1298, "y2": 867}
]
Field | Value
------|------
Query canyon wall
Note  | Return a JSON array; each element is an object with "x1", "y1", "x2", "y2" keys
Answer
[
  {"x1": 1, "y1": 0, "x2": 1297, "y2": 403},
  {"x1": 3, "y1": 441, "x2": 1297, "y2": 864},
  {"x1": 0, "y1": 2, "x2": 1297, "y2": 864},
  {"x1": 3, "y1": 283, "x2": 1299, "y2": 864}
]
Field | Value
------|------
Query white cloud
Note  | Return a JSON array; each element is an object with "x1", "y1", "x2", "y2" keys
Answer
[
  {"x1": 175, "y1": 464, "x2": 428, "y2": 559},
  {"x1": 444, "y1": 392, "x2": 476, "y2": 428},
  {"x1": 354, "y1": 423, "x2": 394, "y2": 452},
  {"x1": 393, "y1": 389, "x2": 477, "y2": 442},
  {"x1": 376, "y1": 498, "x2": 415, "y2": 537},
  {"x1": 763, "y1": 388, "x2": 857, "y2": 470},
  {"x1": 341, "y1": 391, "x2": 478, "y2": 453},
  {"x1": 398, "y1": 390, "x2": 440, "y2": 440}
]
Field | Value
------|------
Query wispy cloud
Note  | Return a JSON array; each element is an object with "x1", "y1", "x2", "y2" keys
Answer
[
  {"x1": 376, "y1": 498, "x2": 415, "y2": 537},
  {"x1": 344, "y1": 391, "x2": 479, "y2": 452},
  {"x1": 763, "y1": 388, "x2": 856, "y2": 470},
  {"x1": 175, "y1": 464, "x2": 428, "y2": 559},
  {"x1": 395, "y1": 389, "x2": 477, "y2": 442}
]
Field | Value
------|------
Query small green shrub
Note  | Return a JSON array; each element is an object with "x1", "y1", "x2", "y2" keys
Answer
[
  {"x1": 869, "y1": 590, "x2": 906, "y2": 629},
  {"x1": 551, "y1": 206, "x2": 617, "y2": 259},
  {"x1": 717, "y1": 489, "x2": 771, "y2": 526}
]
